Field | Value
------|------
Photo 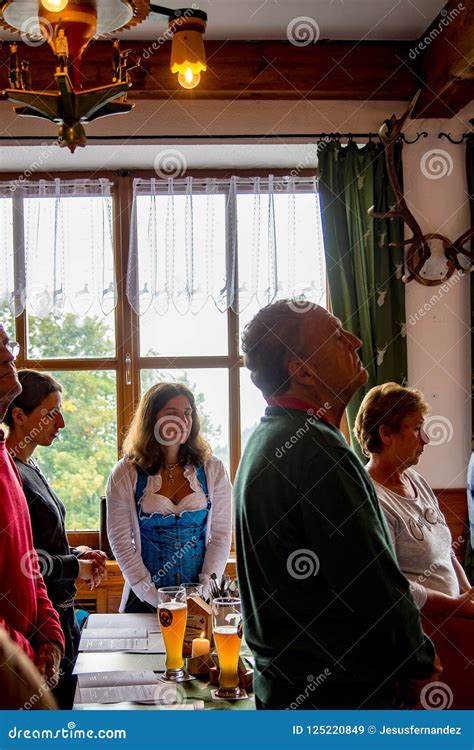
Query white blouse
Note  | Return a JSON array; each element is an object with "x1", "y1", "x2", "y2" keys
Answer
[
  {"x1": 140, "y1": 465, "x2": 208, "y2": 516},
  {"x1": 373, "y1": 469, "x2": 459, "y2": 609},
  {"x1": 106, "y1": 455, "x2": 232, "y2": 611}
]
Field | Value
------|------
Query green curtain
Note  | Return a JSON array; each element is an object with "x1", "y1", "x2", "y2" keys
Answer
[
  {"x1": 318, "y1": 141, "x2": 407, "y2": 457},
  {"x1": 465, "y1": 134, "x2": 474, "y2": 583}
]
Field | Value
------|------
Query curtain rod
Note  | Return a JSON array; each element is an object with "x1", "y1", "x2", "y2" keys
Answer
[
  {"x1": 0, "y1": 132, "x2": 432, "y2": 144},
  {"x1": 0, "y1": 122, "x2": 472, "y2": 144}
]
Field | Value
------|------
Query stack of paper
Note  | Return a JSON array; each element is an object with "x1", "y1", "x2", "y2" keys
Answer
[
  {"x1": 79, "y1": 627, "x2": 165, "y2": 654},
  {"x1": 76, "y1": 671, "x2": 177, "y2": 705},
  {"x1": 80, "y1": 628, "x2": 148, "y2": 652},
  {"x1": 85, "y1": 613, "x2": 159, "y2": 629}
]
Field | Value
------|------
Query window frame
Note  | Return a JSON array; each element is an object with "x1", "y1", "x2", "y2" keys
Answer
[{"x1": 3, "y1": 167, "x2": 321, "y2": 535}]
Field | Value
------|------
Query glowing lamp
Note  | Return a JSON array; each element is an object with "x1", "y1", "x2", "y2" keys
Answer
[
  {"x1": 178, "y1": 66, "x2": 200, "y2": 90},
  {"x1": 169, "y1": 11, "x2": 207, "y2": 90},
  {"x1": 41, "y1": 0, "x2": 69, "y2": 11}
]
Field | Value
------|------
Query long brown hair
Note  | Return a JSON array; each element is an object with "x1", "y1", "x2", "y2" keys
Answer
[{"x1": 122, "y1": 382, "x2": 211, "y2": 474}]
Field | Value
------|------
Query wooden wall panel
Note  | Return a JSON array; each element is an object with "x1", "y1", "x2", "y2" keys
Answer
[{"x1": 434, "y1": 488, "x2": 469, "y2": 562}]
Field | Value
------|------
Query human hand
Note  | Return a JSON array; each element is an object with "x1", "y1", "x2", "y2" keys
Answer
[
  {"x1": 74, "y1": 545, "x2": 92, "y2": 555},
  {"x1": 79, "y1": 549, "x2": 107, "y2": 570},
  {"x1": 84, "y1": 550, "x2": 107, "y2": 584},
  {"x1": 455, "y1": 588, "x2": 474, "y2": 618},
  {"x1": 78, "y1": 557, "x2": 106, "y2": 589},
  {"x1": 35, "y1": 643, "x2": 62, "y2": 687}
]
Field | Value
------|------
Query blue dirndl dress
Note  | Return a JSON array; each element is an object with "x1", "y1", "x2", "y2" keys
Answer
[{"x1": 135, "y1": 464, "x2": 210, "y2": 588}]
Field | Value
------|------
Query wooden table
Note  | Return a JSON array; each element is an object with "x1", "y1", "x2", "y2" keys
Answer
[{"x1": 74, "y1": 613, "x2": 255, "y2": 711}]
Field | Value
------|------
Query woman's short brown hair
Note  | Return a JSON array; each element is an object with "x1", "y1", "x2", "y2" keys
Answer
[
  {"x1": 3, "y1": 369, "x2": 62, "y2": 428},
  {"x1": 353, "y1": 382, "x2": 430, "y2": 457},
  {"x1": 122, "y1": 382, "x2": 211, "y2": 474}
]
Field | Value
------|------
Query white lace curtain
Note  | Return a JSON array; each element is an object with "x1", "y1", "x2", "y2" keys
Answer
[
  {"x1": 0, "y1": 178, "x2": 115, "y2": 318},
  {"x1": 127, "y1": 175, "x2": 325, "y2": 315}
]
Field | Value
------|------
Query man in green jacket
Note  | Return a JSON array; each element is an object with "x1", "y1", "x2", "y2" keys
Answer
[{"x1": 234, "y1": 301, "x2": 438, "y2": 709}]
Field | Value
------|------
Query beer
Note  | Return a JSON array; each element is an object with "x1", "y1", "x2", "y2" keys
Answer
[
  {"x1": 214, "y1": 625, "x2": 241, "y2": 689},
  {"x1": 212, "y1": 596, "x2": 242, "y2": 698},
  {"x1": 158, "y1": 601, "x2": 187, "y2": 671}
]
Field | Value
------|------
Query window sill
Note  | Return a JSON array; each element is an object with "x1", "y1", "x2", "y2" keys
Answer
[{"x1": 68, "y1": 530, "x2": 100, "y2": 549}]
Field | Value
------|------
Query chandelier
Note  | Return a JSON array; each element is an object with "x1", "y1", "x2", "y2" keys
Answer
[{"x1": 0, "y1": 1, "x2": 208, "y2": 152}]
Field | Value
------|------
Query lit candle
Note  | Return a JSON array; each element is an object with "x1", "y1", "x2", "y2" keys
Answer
[{"x1": 192, "y1": 632, "x2": 210, "y2": 658}]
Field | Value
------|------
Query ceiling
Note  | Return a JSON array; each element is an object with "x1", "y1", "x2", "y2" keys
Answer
[
  {"x1": 0, "y1": 0, "x2": 467, "y2": 164},
  {"x1": 0, "y1": 0, "x2": 447, "y2": 41},
  {"x1": 133, "y1": 0, "x2": 447, "y2": 41}
]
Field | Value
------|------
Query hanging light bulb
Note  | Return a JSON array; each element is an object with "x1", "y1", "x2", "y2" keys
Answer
[
  {"x1": 41, "y1": 0, "x2": 69, "y2": 11},
  {"x1": 169, "y1": 11, "x2": 207, "y2": 90},
  {"x1": 178, "y1": 66, "x2": 201, "y2": 90}
]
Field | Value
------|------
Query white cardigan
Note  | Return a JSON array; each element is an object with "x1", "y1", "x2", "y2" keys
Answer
[{"x1": 106, "y1": 456, "x2": 232, "y2": 611}]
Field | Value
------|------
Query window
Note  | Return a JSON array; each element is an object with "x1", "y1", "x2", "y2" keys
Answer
[
  {"x1": 24, "y1": 188, "x2": 115, "y2": 359},
  {"x1": 35, "y1": 370, "x2": 117, "y2": 530},
  {"x1": 1, "y1": 180, "x2": 117, "y2": 530},
  {"x1": 0, "y1": 174, "x2": 326, "y2": 530},
  {"x1": 0, "y1": 194, "x2": 15, "y2": 335}
]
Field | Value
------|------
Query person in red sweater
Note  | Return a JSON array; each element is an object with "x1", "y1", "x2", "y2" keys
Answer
[{"x1": 0, "y1": 324, "x2": 64, "y2": 685}]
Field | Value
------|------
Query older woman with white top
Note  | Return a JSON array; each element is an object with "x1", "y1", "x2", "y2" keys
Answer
[
  {"x1": 354, "y1": 382, "x2": 474, "y2": 708},
  {"x1": 107, "y1": 382, "x2": 232, "y2": 612},
  {"x1": 354, "y1": 382, "x2": 473, "y2": 618}
]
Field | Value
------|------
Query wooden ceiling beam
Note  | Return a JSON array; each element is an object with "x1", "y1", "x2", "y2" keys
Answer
[
  {"x1": 412, "y1": 0, "x2": 474, "y2": 118},
  {"x1": 0, "y1": 39, "x2": 417, "y2": 102}
]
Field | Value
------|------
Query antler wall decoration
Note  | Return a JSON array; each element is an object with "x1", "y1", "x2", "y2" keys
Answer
[{"x1": 369, "y1": 91, "x2": 473, "y2": 287}]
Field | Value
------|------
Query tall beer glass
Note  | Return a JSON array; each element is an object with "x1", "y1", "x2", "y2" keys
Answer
[
  {"x1": 158, "y1": 585, "x2": 188, "y2": 681},
  {"x1": 212, "y1": 597, "x2": 242, "y2": 698}
]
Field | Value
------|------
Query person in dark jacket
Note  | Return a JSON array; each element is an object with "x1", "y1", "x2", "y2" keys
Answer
[
  {"x1": 234, "y1": 300, "x2": 439, "y2": 710},
  {"x1": 4, "y1": 369, "x2": 106, "y2": 708}
]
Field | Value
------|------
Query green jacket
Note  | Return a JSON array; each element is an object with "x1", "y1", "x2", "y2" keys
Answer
[{"x1": 234, "y1": 406, "x2": 435, "y2": 708}]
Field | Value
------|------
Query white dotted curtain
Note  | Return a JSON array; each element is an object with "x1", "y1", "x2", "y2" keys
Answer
[
  {"x1": 0, "y1": 178, "x2": 115, "y2": 318},
  {"x1": 127, "y1": 175, "x2": 325, "y2": 315}
]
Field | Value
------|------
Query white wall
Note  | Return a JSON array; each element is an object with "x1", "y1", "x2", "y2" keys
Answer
[
  {"x1": 402, "y1": 106, "x2": 473, "y2": 489},
  {"x1": 1, "y1": 97, "x2": 472, "y2": 487}
]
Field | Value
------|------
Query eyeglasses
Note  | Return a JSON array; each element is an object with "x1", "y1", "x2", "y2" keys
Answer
[{"x1": 4, "y1": 341, "x2": 20, "y2": 358}]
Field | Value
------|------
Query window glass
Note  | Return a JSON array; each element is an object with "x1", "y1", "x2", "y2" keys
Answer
[
  {"x1": 0, "y1": 196, "x2": 15, "y2": 335},
  {"x1": 35, "y1": 370, "x2": 117, "y2": 530},
  {"x1": 24, "y1": 195, "x2": 115, "y2": 359},
  {"x1": 137, "y1": 193, "x2": 227, "y2": 356},
  {"x1": 140, "y1": 301, "x2": 227, "y2": 357},
  {"x1": 237, "y1": 192, "x2": 326, "y2": 345},
  {"x1": 28, "y1": 313, "x2": 114, "y2": 360},
  {"x1": 0, "y1": 304, "x2": 15, "y2": 343},
  {"x1": 240, "y1": 367, "x2": 267, "y2": 453}
]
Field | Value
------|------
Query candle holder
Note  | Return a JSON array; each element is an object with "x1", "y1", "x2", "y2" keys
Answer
[{"x1": 183, "y1": 594, "x2": 212, "y2": 657}]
